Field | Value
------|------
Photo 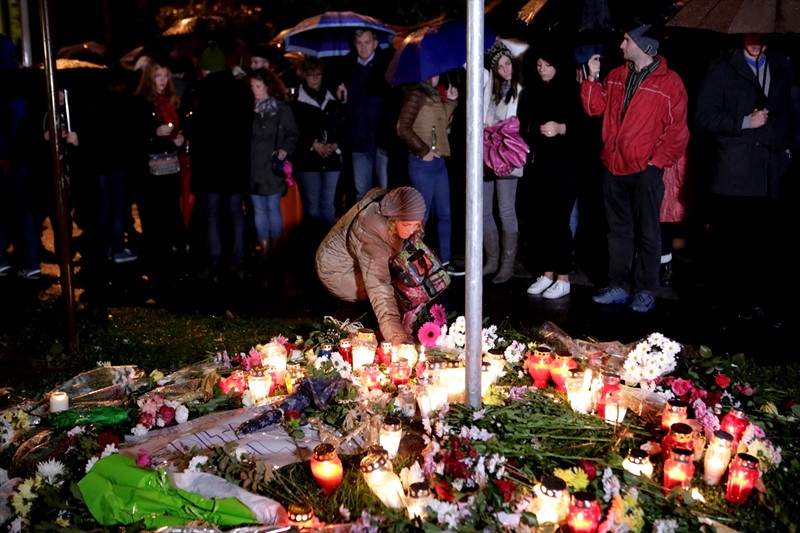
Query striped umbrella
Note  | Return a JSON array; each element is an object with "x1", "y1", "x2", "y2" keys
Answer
[{"x1": 282, "y1": 11, "x2": 396, "y2": 58}]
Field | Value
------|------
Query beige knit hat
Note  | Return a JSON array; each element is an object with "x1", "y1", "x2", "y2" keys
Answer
[{"x1": 380, "y1": 187, "x2": 427, "y2": 221}]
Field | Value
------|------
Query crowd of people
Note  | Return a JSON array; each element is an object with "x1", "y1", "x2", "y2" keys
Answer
[{"x1": 0, "y1": 22, "x2": 797, "y2": 339}]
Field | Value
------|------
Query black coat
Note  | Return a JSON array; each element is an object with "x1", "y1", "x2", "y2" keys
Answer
[
  {"x1": 290, "y1": 86, "x2": 345, "y2": 172},
  {"x1": 181, "y1": 70, "x2": 253, "y2": 195},
  {"x1": 695, "y1": 49, "x2": 794, "y2": 199},
  {"x1": 250, "y1": 100, "x2": 298, "y2": 196}
]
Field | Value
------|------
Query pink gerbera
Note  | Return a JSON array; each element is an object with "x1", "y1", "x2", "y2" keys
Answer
[
  {"x1": 418, "y1": 321, "x2": 441, "y2": 348},
  {"x1": 430, "y1": 304, "x2": 447, "y2": 327}
]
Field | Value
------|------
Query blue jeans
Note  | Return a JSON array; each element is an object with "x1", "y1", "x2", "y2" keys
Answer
[
  {"x1": 251, "y1": 192, "x2": 283, "y2": 241},
  {"x1": 352, "y1": 147, "x2": 389, "y2": 201},
  {"x1": 96, "y1": 169, "x2": 129, "y2": 254},
  {"x1": 0, "y1": 164, "x2": 40, "y2": 271},
  {"x1": 295, "y1": 170, "x2": 340, "y2": 228},
  {"x1": 407, "y1": 154, "x2": 451, "y2": 263},
  {"x1": 203, "y1": 193, "x2": 245, "y2": 266},
  {"x1": 603, "y1": 166, "x2": 664, "y2": 295}
]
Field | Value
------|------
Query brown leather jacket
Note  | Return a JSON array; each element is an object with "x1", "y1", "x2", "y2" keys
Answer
[
  {"x1": 315, "y1": 188, "x2": 409, "y2": 343},
  {"x1": 396, "y1": 84, "x2": 457, "y2": 158}
]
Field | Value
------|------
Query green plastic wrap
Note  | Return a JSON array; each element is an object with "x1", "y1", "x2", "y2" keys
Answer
[{"x1": 48, "y1": 406, "x2": 131, "y2": 428}]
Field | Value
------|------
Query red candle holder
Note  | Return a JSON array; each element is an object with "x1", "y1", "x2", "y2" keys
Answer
[
  {"x1": 549, "y1": 354, "x2": 573, "y2": 393},
  {"x1": 338, "y1": 339, "x2": 353, "y2": 365},
  {"x1": 376, "y1": 341, "x2": 393, "y2": 366},
  {"x1": 720, "y1": 408, "x2": 748, "y2": 444},
  {"x1": 725, "y1": 453, "x2": 759, "y2": 504},
  {"x1": 661, "y1": 422, "x2": 694, "y2": 461},
  {"x1": 663, "y1": 448, "x2": 694, "y2": 494},
  {"x1": 359, "y1": 363, "x2": 382, "y2": 390},
  {"x1": 661, "y1": 399, "x2": 689, "y2": 432},
  {"x1": 567, "y1": 491, "x2": 600, "y2": 533},
  {"x1": 595, "y1": 372, "x2": 620, "y2": 418},
  {"x1": 389, "y1": 358, "x2": 411, "y2": 385},
  {"x1": 310, "y1": 443, "x2": 343, "y2": 495},
  {"x1": 527, "y1": 347, "x2": 553, "y2": 388}
]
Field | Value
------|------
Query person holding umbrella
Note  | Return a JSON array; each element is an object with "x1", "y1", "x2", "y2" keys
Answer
[{"x1": 396, "y1": 72, "x2": 459, "y2": 276}]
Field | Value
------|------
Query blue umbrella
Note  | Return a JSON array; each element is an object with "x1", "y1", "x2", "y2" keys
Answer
[
  {"x1": 385, "y1": 18, "x2": 498, "y2": 86},
  {"x1": 282, "y1": 11, "x2": 396, "y2": 58}
]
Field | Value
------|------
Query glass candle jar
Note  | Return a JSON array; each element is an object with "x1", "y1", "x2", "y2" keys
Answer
[
  {"x1": 567, "y1": 491, "x2": 601, "y2": 533},
  {"x1": 338, "y1": 339, "x2": 353, "y2": 365},
  {"x1": 310, "y1": 443, "x2": 343, "y2": 495},
  {"x1": 725, "y1": 453, "x2": 760, "y2": 504},
  {"x1": 663, "y1": 448, "x2": 695, "y2": 494},
  {"x1": 397, "y1": 343, "x2": 418, "y2": 367},
  {"x1": 285, "y1": 363, "x2": 304, "y2": 395},
  {"x1": 247, "y1": 369, "x2": 271, "y2": 402},
  {"x1": 703, "y1": 430, "x2": 734, "y2": 485},
  {"x1": 661, "y1": 399, "x2": 689, "y2": 432},
  {"x1": 359, "y1": 363, "x2": 382, "y2": 390},
  {"x1": 49, "y1": 391, "x2": 70, "y2": 413},
  {"x1": 603, "y1": 389, "x2": 627, "y2": 425},
  {"x1": 406, "y1": 481, "x2": 430, "y2": 521},
  {"x1": 396, "y1": 384, "x2": 417, "y2": 417},
  {"x1": 360, "y1": 452, "x2": 405, "y2": 508},
  {"x1": 527, "y1": 347, "x2": 553, "y2": 388},
  {"x1": 379, "y1": 416, "x2": 403, "y2": 459},
  {"x1": 720, "y1": 408, "x2": 748, "y2": 445},
  {"x1": 596, "y1": 373, "x2": 620, "y2": 418},
  {"x1": 287, "y1": 502, "x2": 314, "y2": 528},
  {"x1": 662, "y1": 422, "x2": 694, "y2": 461},
  {"x1": 376, "y1": 341, "x2": 393, "y2": 365},
  {"x1": 415, "y1": 346, "x2": 427, "y2": 378},
  {"x1": 533, "y1": 475, "x2": 569, "y2": 526},
  {"x1": 549, "y1": 354, "x2": 574, "y2": 393},
  {"x1": 622, "y1": 448, "x2": 654, "y2": 478},
  {"x1": 351, "y1": 328, "x2": 378, "y2": 371},
  {"x1": 565, "y1": 369, "x2": 594, "y2": 414},
  {"x1": 389, "y1": 358, "x2": 411, "y2": 385}
]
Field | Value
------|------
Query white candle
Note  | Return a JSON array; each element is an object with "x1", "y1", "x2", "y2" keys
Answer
[
  {"x1": 352, "y1": 347, "x2": 374, "y2": 371},
  {"x1": 604, "y1": 403, "x2": 627, "y2": 424},
  {"x1": 703, "y1": 456, "x2": 728, "y2": 485},
  {"x1": 49, "y1": 391, "x2": 69, "y2": 413}
]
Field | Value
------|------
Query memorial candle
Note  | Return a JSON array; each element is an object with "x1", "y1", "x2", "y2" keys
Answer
[
  {"x1": 725, "y1": 453, "x2": 759, "y2": 504},
  {"x1": 703, "y1": 430, "x2": 734, "y2": 486},
  {"x1": 661, "y1": 399, "x2": 689, "y2": 432},
  {"x1": 49, "y1": 391, "x2": 69, "y2": 413},
  {"x1": 663, "y1": 448, "x2": 694, "y2": 494},
  {"x1": 567, "y1": 491, "x2": 600, "y2": 533},
  {"x1": 310, "y1": 443, "x2": 343, "y2": 495},
  {"x1": 527, "y1": 347, "x2": 553, "y2": 388}
]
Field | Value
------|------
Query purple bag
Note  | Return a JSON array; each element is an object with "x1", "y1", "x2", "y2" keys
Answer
[{"x1": 483, "y1": 116, "x2": 529, "y2": 177}]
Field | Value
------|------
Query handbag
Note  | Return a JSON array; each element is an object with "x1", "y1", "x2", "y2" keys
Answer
[
  {"x1": 147, "y1": 138, "x2": 180, "y2": 176},
  {"x1": 390, "y1": 234, "x2": 451, "y2": 313},
  {"x1": 483, "y1": 116, "x2": 529, "y2": 177}
]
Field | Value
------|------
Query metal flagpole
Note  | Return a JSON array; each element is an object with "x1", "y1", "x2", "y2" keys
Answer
[{"x1": 465, "y1": 0, "x2": 485, "y2": 408}]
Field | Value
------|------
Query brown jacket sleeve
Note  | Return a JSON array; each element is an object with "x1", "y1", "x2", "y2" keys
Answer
[{"x1": 396, "y1": 89, "x2": 430, "y2": 157}]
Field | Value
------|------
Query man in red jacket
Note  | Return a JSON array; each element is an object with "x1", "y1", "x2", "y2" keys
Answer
[{"x1": 581, "y1": 24, "x2": 689, "y2": 312}]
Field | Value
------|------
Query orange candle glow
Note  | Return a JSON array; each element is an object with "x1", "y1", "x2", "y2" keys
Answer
[{"x1": 310, "y1": 443, "x2": 343, "y2": 495}]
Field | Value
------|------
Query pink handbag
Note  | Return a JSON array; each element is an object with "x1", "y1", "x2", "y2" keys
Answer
[{"x1": 483, "y1": 116, "x2": 530, "y2": 177}]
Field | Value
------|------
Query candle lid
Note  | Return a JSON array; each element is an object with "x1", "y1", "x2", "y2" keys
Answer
[
  {"x1": 669, "y1": 448, "x2": 693, "y2": 462},
  {"x1": 409, "y1": 481, "x2": 430, "y2": 498},
  {"x1": 535, "y1": 344, "x2": 552, "y2": 354},
  {"x1": 360, "y1": 452, "x2": 389, "y2": 473},
  {"x1": 357, "y1": 328, "x2": 376, "y2": 340},
  {"x1": 364, "y1": 444, "x2": 390, "y2": 459},
  {"x1": 382, "y1": 416, "x2": 402, "y2": 431},
  {"x1": 287, "y1": 502, "x2": 314, "y2": 522},
  {"x1": 313, "y1": 443, "x2": 337, "y2": 461},
  {"x1": 666, "y1": 399, "x2": 688, "y2": 409},
  {"x1": 321, "y1": 343, "x2": 333, "y2": 350},
  {"x1": 540, "y1": 475, "x2": 567, "y2": 496},
  {"x1": 669, "y1": 422, "x2": 693, "y2": 436},
  {"x1": 555, "y1": 353, "x2": 572, "y2": 362},
  {"x1": 570, "y1": 490, "x2": 597, "y2": 507},
  {"x1": 426, "y1": 357, "x2": 447, "y2": 370},
  {"x1": 487, "y1": 348, "x2": 504, "y2": 358},
  {"x1": 712, "y1": 429, "x2": 734, "y2": 443},
  {"x1": 627, "y1": 448, "x2": 650, "y2": 463},
  {"x1": 736, "y1": 453, "x2": 760, "y2": 467}
]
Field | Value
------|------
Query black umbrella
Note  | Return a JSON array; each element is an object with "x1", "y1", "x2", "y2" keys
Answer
[{"x1": 56, "y1": 41, "x2": 109, "y2": 66}]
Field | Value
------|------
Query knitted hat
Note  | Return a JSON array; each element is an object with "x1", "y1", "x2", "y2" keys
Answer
[
  {"x1": 487, "y1": 40, "x2": 513, "y2": 69},
  {"x1": 627, "y1": 24, "x2": 659, "y2": 57},
  {"x1": 380, "y1": 187, "x2": 427, "y2": 221},
  {"x1": 199, "y1": 42, "x2": 226, "y2": 73}
]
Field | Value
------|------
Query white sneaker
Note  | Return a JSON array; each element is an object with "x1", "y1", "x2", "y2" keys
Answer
[
  {"x1": 526, "y1": 275, "x2": 554, "y2": 295},
  {"x1": 542, "y1": 280, "x2": 571, "y2": 299}
]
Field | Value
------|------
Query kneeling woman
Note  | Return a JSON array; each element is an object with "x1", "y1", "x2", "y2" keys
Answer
[{"x1": 316, "y1": 187, "x2": 427, "y2": 344}]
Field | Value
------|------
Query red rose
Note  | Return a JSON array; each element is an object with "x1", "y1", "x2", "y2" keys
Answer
[
  {"x1": 159, "y1": 405, "x2": 176, "y2": 425},
  {"x1": 284, "y1": 409, "x2": 302, "y2": 421},
  {"x1": 493, "y1": 479, "x2": 518, "y2": 503},
  {"x1": 139, "y1": 412, "x2": 154, "y2": 428},
  {"x1": 97, "y1": 432, "x2": 120, "y2": 448},
  {"x1": 670, "y1": 377, "x2": 694, "y2": 399},
  {"x1": 715, "y1": 374, "x2": 731, "y2": 389},
  {"x1": 578, "y1": 459, "x2": 597, "y2": 480},
  {"x1": 705, "y1": 390, "x2": 722, "y2": 407}
]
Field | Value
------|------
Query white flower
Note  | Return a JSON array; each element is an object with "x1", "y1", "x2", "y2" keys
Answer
[
  {"x1": 36, "y1": 458, "x2": 66, "y2": 485},
  {"x1": 339, "y1": 505, "x2": 351, "y2": 522},
  {"x1": 131, "y1": 423, "x2": 149, "y2": 437},
  {"x1": 66, "y1": 425, "x2": 85, "y2": 437},
  {"x1": 653, "y1": 518, "x2": 678, "y2": 533},
  {"x1": 186, "y1": 455, "x2": 209, "y2": 473},
  {"x1": 504, "y1": 341, "x2": 525, "y2": 364},
  {"x1": 602, "y1": 467, "x2": 621, "y2": 502},
  {"x1": 101, "y1": 443, "x2": 119, "y2": 458},
  {"x1": 241, "y1": 389, "x2": 256, "y2": 407},
  {"x1": 233, "y1": 446, "x2": 249, "y2": 461},
  {"x1": 472, "y1": 409, "x2": 486, "y2": 421},
  {"x1": 174, "y1": 405, "x2": 189, "y2": 424},
  {"x1": 85, "y1": 456, "x2": 99, "y2": 473}
]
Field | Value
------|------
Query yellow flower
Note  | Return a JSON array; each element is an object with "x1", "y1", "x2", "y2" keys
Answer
[
  {"x1": 552, "y1": 467, "x2": 589, "y2": 491},
  {"x1": 760, "y1": 402, "x2": 778, "y2": 415},
  {"x1": 149, "y1": 369, "x2": 165, "y2": 382},
  {"x1": 56, "y1": 517, "x2": 70, "y2": 527}
]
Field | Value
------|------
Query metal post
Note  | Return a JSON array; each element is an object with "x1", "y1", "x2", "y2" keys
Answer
[
  {"x1": 464, "y1": 0, "x2": 485, "y2": 408},
  {"x1": 19, "y1": 0, "x2": 33, "y2": 67},
  {"x1": 39, "y1": 0, "x2": 78, "y2": 353}
]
